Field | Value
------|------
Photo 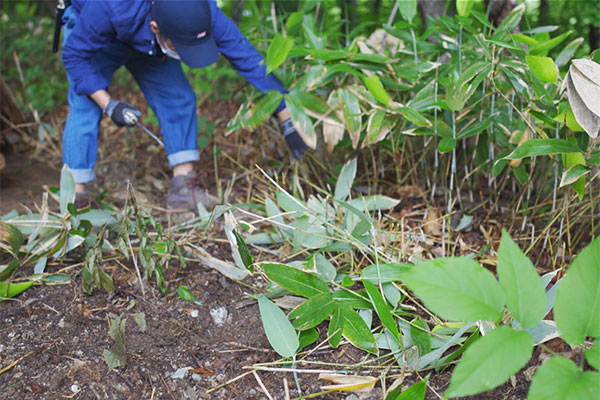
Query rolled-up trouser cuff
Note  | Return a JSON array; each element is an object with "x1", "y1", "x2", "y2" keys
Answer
[
  {"x1": 70, "y1": 168, "x2": 96, "y2": 184},
  {"x1": 168, "y1": 149, "x2": 200, "y2": 168}
]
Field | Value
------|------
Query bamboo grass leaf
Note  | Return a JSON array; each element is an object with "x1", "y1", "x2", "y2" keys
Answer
[{"x1": 258, "y1": 296, "x2": 299, "y2": 358}]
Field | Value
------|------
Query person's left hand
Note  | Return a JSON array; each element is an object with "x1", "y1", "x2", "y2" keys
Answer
[{"x1": 280, "y1": 118, "x2": 308, "y2": 159}]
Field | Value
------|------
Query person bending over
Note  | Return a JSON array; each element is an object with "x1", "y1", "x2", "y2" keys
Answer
[{"x1": 61, "y1": 0, "x2": 307, "y2": 211}]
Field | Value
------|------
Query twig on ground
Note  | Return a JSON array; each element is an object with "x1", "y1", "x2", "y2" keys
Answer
[
  {"x1": 187, "y1": 347, "x2": 203, "y2": 368},
  {"x1": 0, "y1": 350, "x2": 37, "y2": 375},
  {"x1": 127, "y1": 236, "x2": 145, "y2": 298},
  {"x1": 158, "y1": 374, "x2": 176, "y2": 400},
  {"x1": 221, "y1": 342, "x2": 273, "y2": 354},
  {"x1": 253, "y1": 371, "x2": 274, "y2": 400},
  {"x1": 206, "y1": 370, "x2": 253, "y2": 394},
  {"x1": 283, "y1": 377, "x2": 291, "y2": 400}
]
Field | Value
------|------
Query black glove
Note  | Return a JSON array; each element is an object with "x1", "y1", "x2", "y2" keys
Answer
[
  {"x1": 281, "y1": 118, "x2": 308, "y2": 159},
  {"x1": 104, "y1": 98, "x2": 142, "y2": 127}
]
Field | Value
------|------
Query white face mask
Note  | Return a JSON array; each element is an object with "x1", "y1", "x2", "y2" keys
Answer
[{"x1": 156, "y1": 33, "x2": 180, "y2": 60}]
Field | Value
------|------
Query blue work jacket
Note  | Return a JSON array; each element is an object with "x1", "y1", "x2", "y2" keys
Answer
[{"x1": 62, "y1": 0, "x2": 286, "y2": 112}]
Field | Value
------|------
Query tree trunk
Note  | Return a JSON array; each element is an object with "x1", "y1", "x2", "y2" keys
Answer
[
  {"x1": 591, "y1": 24, "x2": 599, "y2": 51},
  {"x1": 418, "y1": 0, "x2": 447, "y2": 29},
  {"x1": 373, "y1": 0, "x2": 382, "y2": 19},
  {"x1": 538, "y1": 0, "x2": 550, "y2": 26},
  {"x1": 232, "y1": 0, "x2": 245, "y2": 24},
  {"x1": 485, "y1": 0, "x2": 516, "y2": 27},
  {"x1": 0, "y1": 76, "x2": 30, "y2": 170}
]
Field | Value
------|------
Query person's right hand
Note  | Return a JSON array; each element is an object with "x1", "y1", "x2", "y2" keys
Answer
[
  {"x1": 103, "y1": 98, "x2": 142, "y2": 127},
  {"x1": 280, "y1": 118, "x2": 308, "y2": 159}
]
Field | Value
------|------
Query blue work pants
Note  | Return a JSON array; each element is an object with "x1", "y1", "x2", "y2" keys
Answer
[{"x1": 62, "y1": 8, "x2": 199, "y2": 184}]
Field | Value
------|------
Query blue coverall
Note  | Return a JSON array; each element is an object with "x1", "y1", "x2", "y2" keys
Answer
[{"x1": 62, "y1": 0, "x2": 286, "y2": 183}]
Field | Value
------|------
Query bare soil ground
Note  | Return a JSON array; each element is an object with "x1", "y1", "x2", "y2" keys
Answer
[{"x1": 0, "y1": 94, "x2": 569, "y2": 399}]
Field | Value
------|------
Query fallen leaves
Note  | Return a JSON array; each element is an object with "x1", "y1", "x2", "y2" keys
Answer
[{"x1": 319, "y1": 373, "x2": 378, "y2": 394}]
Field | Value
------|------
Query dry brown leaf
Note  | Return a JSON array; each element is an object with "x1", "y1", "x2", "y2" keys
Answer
[
  {"x1": 423, "y1": 207, "x2": 442, "y2": 236},
  {"x1": 322, "y1": 91, "x2": 345, "y2": 152},
  {"x1": 566, "y1": 71, "x2": 600, "y2": 138},
  {"x1": 366, "y1": 28, "x2": 402, "y2": 55},
  {"x1": 356, "y1": 40, "x2": 375, "y2": 55},
  {"x1": 398, "y1": 185, "x2": 425, "y2": 197},
  {"x1": 319, "y1": 374, "x2": 378, "y2": 394},
  {"x1": 510, "y1": 129, "x2": 531, "y2": 167},
  {"x1": 273, "y1": 295, "x2": 305, "y2": 310}
]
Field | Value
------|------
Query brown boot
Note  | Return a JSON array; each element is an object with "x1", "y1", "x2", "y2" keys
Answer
[
  {"x1": 74, "y1": 191, "x2": 102, "y2": 210},
  {"x1": 166, "y1": 171, "x2": 219, "y2": 212}
]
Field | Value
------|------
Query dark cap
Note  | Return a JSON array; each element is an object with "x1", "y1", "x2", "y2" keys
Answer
[{"x1": 151, "y1": 0, "x2": 219, "y2": 68}]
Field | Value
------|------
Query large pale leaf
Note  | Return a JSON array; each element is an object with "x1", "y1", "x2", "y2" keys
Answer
[
  {"x1": 400, "y1": 257, "x2": 505, "y2": 322},
  {"x1": 566, "y1": 71, "x2": 600, "y2": 138},
  {"x1": 525, "y1": 55, "x2": 557, "y2": 83},
  {"x1": 258, "y1": 296, "x2": 299, "y2": 358},
  {"x1": 554, "y1": 235, "x2": 600, "y2": 346},
  {"x1": 572, "y1": 59, "x2": 600, "y2": 86},
  {"x1": 266, "y1": 34, "x2": 293, "y2": 74},
  {"x1": 59, "y1": 165, "x2": 75, "y2": 216},
  {"x1": 261, "y1": 263, "x2": 329, "y2": 298},
  {"x1": 363, "y1": 280, "x2": 400, "y2": 341},
  {"x1": 570, "y1": 64, "x2": 600, "y2": 117},
  {"x1": 445, "y1": 326, "x2": 533, "y2": 398},
  {"x1": 528, "y1": 356, "x2": 600, "y2": 399},
  {"x1": 497, "y1": 230, "x2": 546, "y2": 328},
  {"x1": 334, "y1": 158, "x2": 357, "y2": 200}
]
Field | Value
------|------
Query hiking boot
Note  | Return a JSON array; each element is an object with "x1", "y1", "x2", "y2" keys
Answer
[
  {"x1": 74, "y1": 191, "x2": 102, "y2": 210},
  {"x1": 166, "y1": 171, "x2": 219, "y2": 212},
  {"x1": 74, "y1": 191, "x2": 92, "y2": 210}
]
